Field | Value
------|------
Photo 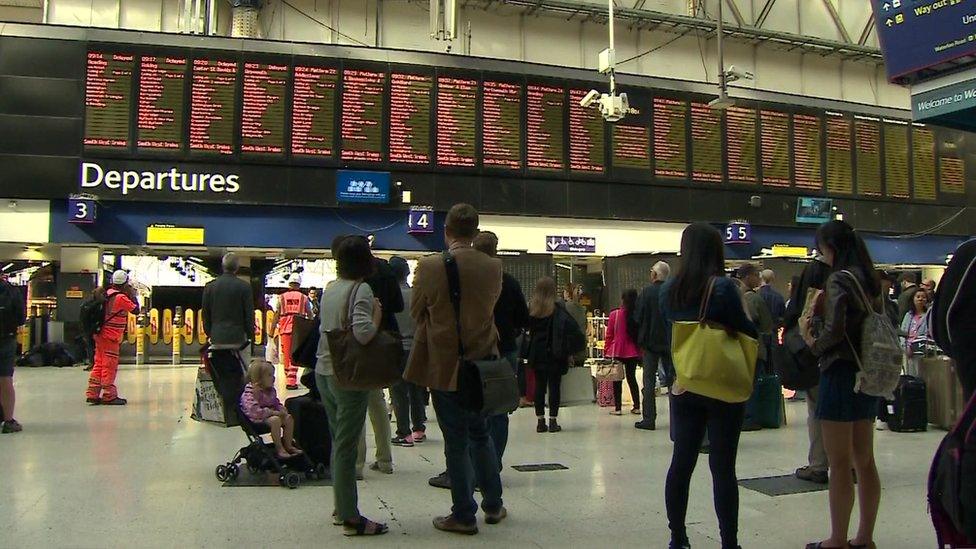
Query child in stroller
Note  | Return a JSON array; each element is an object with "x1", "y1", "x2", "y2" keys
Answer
[{"x1": 241, "y1": 359, "x2": 301, "y2": 459}]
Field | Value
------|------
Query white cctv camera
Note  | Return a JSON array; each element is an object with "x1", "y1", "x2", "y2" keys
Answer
[
  {"x1": 580, "y1": 89, "x2": 601, "y2": 108},
  {"x1": 724, "y1": 65, "x2": 755, "y2": 83}
]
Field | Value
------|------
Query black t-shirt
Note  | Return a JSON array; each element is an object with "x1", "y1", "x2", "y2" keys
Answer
[{"x1": 494, "y1": 273, "x2": 529, "y2": 354}]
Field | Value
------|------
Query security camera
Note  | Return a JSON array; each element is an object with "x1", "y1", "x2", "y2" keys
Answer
[
  {"x1": 724, "y1": 65, "x2": 755, "y2": 83},
  {"x1": 580, "y1": 89, "x2": 601, "y2": 108}
]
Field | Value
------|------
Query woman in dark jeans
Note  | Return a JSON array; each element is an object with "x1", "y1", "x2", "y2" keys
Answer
[
  {"x1": 802, "y1": 221, "x2": 881, "y2": 549},
  {"x1": 604, "y1": 289, "x2": 642, "y2": 415},
  {"x1": 660, "y1": 223, "x2": 757, "y2": 549},
  {"x1": 526, "y1": 277, "x2": 567, "y2": 433}
]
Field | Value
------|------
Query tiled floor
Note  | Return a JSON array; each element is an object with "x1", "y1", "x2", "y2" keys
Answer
[{"x1": 0, "y1": 365, "x2": 941, "y2": 548}]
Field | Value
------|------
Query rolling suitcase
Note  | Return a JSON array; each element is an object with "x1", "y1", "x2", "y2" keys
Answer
[
  {"x1": 920, "y1": 356, "x2": 962, "y2": 430},
  {"x1": 886, "y1": 375, "x2": 928, "y2": 432}
]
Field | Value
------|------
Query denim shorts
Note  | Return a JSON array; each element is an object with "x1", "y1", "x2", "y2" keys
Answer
[
  {"x1": 815, "y1": 359, "x2": 879, "y2": 422},
  {"x1": 0, "y1": 336, "x2": 16, "y2": 377}
]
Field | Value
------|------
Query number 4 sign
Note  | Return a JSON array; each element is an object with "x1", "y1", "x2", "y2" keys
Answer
[{"x1": 408, "y1": 206, "x2": 434, "y2": 235}]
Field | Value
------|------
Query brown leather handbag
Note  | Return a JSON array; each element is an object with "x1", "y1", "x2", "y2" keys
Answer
[{"x1": 326, "y1": 283, "x2": 403, "y2": 390}]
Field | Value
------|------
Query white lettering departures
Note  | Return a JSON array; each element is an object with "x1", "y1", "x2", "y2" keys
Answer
[{"x1": 80, "y1": 162, "x2": 241, "y2": 196}]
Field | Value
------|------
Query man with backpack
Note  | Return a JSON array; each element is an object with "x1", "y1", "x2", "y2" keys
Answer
[
  {"x1": 0, "y1": 274, "x2": 26, "y2": 433},
  {"x1": 86, "y1": 270, "x2": 139, "y2": 406}
]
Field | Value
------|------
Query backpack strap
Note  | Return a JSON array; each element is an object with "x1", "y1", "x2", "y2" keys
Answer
[
  {"x1": 442, "y1": 252, "x2": 465, "y2": 357},
  {"x1": 839, "y1": 270, "x2": 876, "y2": 315}
]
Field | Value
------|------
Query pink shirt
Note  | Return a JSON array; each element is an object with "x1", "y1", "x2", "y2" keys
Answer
[
  {"x1": 605, "y1": 308, "x2": 640, "y2": 359},
  {"x1": 239, "y1": 383, "x2": 283, "y2": 423}
]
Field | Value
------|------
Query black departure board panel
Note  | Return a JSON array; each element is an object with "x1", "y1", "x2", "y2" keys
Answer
[
  {"x1": 760, "y1": 110, "x2": 790, "y2": 187},
  {"x1": 569, "y1": 88, "x2": 605, "y2": 173},
  {"x1": 389, "y1": 72, "x2": 432, "y2": 165},
  {"x1": 691, "y1": 102, "x2": 722, "y2": 183},
  {"x1": 612, "y1": 121, "x2": 650, "y2": 172},
  {"x1": 482, "y1": 80, "x2": 522, "y2": 170},
  {"x1": 241, "y1": 62, "x2": 287, "y2": 155},
  {"x1": 884, "y1": 122, "x2": 911, "y2": 198},
  {"x1": 726, "y1": 107, "x2": 758, "y2": 184},
  {"x1": 913, "y1": 127, "x2": 937, "y2": 200},
  {"x1": 436, "y1": 76, "x2": 477, "y2": 167},
  {"x1": 826, "y1": 115, "x2": 853, "y2": 194},
  {"x1": 137, "y1": 55, "x2": 185, "y2": 150},
  {"x1": 938, "y1": 131, "x2": 967, "y2": 195},
  {"x1": 526, "y1": 84, "x2": 565, "y2": 171},
  {"x1": 190, "y1": 59, "x2": 237, "y2": 155},
  {"x1": 654, "y1": 98, "x2": 687, "y2": 178},
  {"x1": 793, "y1": 114, "x2": 823, "y2": 190},
  {"x1": 855, "y1": 119, "x2": 882, "y2": 197},
  {"x1": 292, "y1": 65, "x2": 337, "y2": 157},
  {"x1": 341, "y1": 69, "x2": 384, "y2": 162},
  {"x1": 84, "y1": 52, "x2": 134, "y2": 149}
]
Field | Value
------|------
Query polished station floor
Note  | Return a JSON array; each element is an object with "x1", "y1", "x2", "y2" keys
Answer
[{"x1": 1, "y1": 365, "x2": 941, "y2": 548}]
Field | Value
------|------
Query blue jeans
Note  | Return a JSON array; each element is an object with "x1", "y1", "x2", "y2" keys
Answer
[
  {"x1": 486, "y1": 351, "x2": 519, "y2": 468},
  {"x1": 432, "y1": 389, "x2": 504, "y2": 524}
]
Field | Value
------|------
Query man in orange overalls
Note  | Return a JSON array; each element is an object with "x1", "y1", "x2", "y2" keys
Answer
[
  {"x1": 272, "y1": 274, "x2": 311, "y2": 390},
  {"x1": 86, "y1": 270, "x2": 139, "y2": 405}
]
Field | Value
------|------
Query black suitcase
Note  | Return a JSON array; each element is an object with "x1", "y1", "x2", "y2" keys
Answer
[
  {"x1": 886, "y1": 375, "x2": 928, "y2": 432},
  {"x1": 285, "y1": 395, "x2": 331, "y2": 467}
]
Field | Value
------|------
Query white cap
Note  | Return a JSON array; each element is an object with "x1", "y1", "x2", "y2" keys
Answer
[
  {"x1": 111, "y1": 270, "x2": 129, "y2": 285},
  {"x1": 287, "y1": 273, "x2": 302, "y2": 286}
]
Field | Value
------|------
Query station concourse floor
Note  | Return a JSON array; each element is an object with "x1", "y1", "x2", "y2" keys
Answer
[{"x1": 1, "y1": 365, "x2": 940, "y2": 548}]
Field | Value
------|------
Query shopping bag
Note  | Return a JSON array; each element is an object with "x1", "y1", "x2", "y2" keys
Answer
[
  {"x1": 192, "y1": 367, "x2": 225, "y2": 424},
  {"x1": 560, "y1": 366, "x2": 595, "y2": 407}
]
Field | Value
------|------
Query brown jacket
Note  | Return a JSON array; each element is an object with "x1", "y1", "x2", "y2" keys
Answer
[{"x1": 404, "y1": 246, "x2": 502, "y2": 392}]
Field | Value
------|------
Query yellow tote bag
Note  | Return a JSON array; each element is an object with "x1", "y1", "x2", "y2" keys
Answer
[{"x1": 671, "y1": 278, "x2": 759, "y2": 403}]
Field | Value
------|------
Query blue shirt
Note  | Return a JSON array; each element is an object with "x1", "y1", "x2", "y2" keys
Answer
[{"x1": 659, "y1": 276, "x2": 758, "y2": 345}]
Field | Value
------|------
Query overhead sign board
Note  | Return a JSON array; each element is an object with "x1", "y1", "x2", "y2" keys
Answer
[
  {"x1": 336, "y1": 170, "x2": 391, "y2": 204},
  {"x1": 407, "y1": 206, "x2": 434, "y2": 234},
  {"x1": 796, "y1": 197, "x2": 833, "y2": 225},
  {"x1": 874, "y1": 0, "x2": 976, "y2": 82},
  {"x1": 546, "y1": 236, "x2": 596, "y2": 254},
  {"x1": 724, "y1": 222, "x2": 752, "y2": 245},
  {"x1": 68, "y1": 197, "x2": 97, "y2": 224},
  {"x1": 146, "y1": 225, "x2": 205, "y2": 245}
]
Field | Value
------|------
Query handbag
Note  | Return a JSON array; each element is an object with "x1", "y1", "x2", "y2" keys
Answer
[
  {"x1": 671, "y1": 277, "x2": 759, "y2": 404},
  {"x1": 593, "y1": 359, "x2": 625, "y2": 382},
  {"x1": 326, "y1": 282, "x2": 403, "y2": 390},
  {"x1": 773, "y1": 326, "x2": 820, "y2": 390},
  {"x1": 443, "y1": 252, "x2": 520, "y2": 417}
]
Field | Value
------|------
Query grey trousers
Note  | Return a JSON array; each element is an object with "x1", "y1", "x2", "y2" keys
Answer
[
  {"x1": 356, "y1": 389, "x2": 393, "y2": 472},
  {"x1": 806, "y1": 385, "x2": 828, "y2": 473}
]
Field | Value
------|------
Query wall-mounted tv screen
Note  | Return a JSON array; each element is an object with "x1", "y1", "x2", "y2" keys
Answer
[{"x1": 796, "y1": 197, "x2": 833, "y2": 224}]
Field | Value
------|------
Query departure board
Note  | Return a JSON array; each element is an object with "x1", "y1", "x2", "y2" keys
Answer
[
  {"x1": 482, "y1": 81, "x2": 522, "y2": 169},
  {"x1": 941, "y1": 157, "x2": 966, "y2": 194},
  {"x1": 826, "y1": 115, "x2": 853, "y2": 194},
  {"x1": 137, "y1": 55, "x2": 186, "y2": 150},
  {"x1": 341, "y1": 69, "x2": 385, "y2": 162},
  {"x1": 189, "y1": 59, "x2": 237, "y2": 155},
  {"x1": 389, "y1": 72, "x2": 432, "y2": 164},
  {"x1": 292, "y1": 66, "x2": 337, "y2": 157},
  {"x1": 691, "y1": 102, "x2": 722, "y2": 183},
  {"x1": 436, "y1": 77, "x2": 477, "y2": 167},
  {"x1": 85, "y1": 51, "x2": 134, "y2": 149},
  {"x1": 854, "y1": 119, "x2": 882, "y2": 197},
  {"x1": 793, "y1": 114, "x2": 823, "y2": 190},
  {"x1": 568, "y1": 89, "x2": 605, "y2": 173},
  {"x1": 760, "y1": 110, "x2": 790, "y2": 187},
  {"x1": 241, "y1": 63, "x2": 287, "y2": 155},
  {"x1": 654, "y1": 98, "x2": 687, "y2": 178},
  {"x1": 884, "y1": 122, "x2": 911, "y2": 198},
  {"x1": 912, "y1": 127, "x2": 937, "y2": 200},
  {"x1": 526, "y1": 85, "x2": 565, "y2": 171},
  {"x1": 726, "y1": 106, "x2": 758, "y2": 184}
]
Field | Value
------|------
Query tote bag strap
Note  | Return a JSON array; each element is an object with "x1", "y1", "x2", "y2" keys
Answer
[
  {"x1": 442, "y1": 252, "x2": 466, "y2": 357},
  {"x1": 697, "y1": 276, "x2": 718, "y2": 323},
  {"x1": 340, "y1": 282, "x2": 362, "y2": 331}
]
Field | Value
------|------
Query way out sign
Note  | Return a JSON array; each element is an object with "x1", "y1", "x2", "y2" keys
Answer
[
  {"x1": 407, "y1": 206, "x2": 434, "y2": 234},
  {"x1": 546, "y1": 236, "x2": 596, "y2": 253}
]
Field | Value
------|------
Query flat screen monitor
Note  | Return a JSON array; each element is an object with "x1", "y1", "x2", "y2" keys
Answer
[{"x1": 796, "y1": 197, "x2": 833, "y2": 225}]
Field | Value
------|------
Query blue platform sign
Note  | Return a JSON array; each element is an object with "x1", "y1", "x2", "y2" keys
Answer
[
  {"x1": 724, "y1": 222, "x2": 751, "y2": 245},
  {"x1": 874, "y1": 0, "x2": 976, "y2": 82},
  {"x1": 336, "y1": 170, "x2": 390, "y2": 204},
  {"x1": 68, "y1": 197, "x2": 96, "y2": 224},
  {"x1": 407, "y1": 206, "x2": 435, "y2": 235},
  {"x1": 546, "y1": 236, "x2": 596, "y2": 253}
]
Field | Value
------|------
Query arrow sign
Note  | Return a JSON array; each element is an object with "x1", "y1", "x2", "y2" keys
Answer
[
  {"x1": 546, "y1": 235, "x2": 596, "y2": 253},
  {"x1": 886, "y1": 18, "x2": 893, "y2": 26},
  {"x1": 883, "y1": 2, "x2": 890, "y2": 11}
]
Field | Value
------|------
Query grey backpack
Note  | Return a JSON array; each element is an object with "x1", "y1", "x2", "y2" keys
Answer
[{"x1": 841, "y1": 270, "x2": 904, "y2": 400}]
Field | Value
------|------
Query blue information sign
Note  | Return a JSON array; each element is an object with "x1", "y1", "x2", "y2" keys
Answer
[
  {"x1": 407, "y1": 206, "x2": 435, "y2": 235},
  {"x1": 874, "y1": 0, "x2": 976, "y2": 82},
  {"x1": 724, "y1": 222, "x2": 751, "y2": 245},
  {"x1": 336, "y1": 170, "x2": 391, "y2": 204},
  {"x1": 546, "y1": 236, "x2": 596, "y2": 254},
  {"x1": 68, "y1": 197, "x2": 97, "y2": 224}
]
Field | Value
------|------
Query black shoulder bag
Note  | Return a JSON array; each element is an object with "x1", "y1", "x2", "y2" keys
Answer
[{"x1": 443, "y1": 252, "x2": 520, "y2": 417}]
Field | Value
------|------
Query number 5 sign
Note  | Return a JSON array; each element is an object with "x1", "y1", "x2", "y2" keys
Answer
[
  {"x1": 408, "y1": 206, "x2": 434, "y2": 235},
  {"x1": 724, "y1": 221, "x2": 751, "y2": 244},
  {"x1": 68, "y1": 197, "x2": 97, "y2": 225}
]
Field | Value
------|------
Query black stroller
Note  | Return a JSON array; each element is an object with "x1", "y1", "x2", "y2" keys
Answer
[{"x1": 214, "y1": 400, "x2": 327, "y2": 489}]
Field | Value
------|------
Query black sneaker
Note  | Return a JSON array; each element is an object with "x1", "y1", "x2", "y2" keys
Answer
[
  {"x1": 101, "y1": 397, "x2": 127, "y2": 406},
  {"x1": 634, "y1": 421, "x2": 656, "y2": 431},
  {"x1": 391, "y1": 435, "x2": 415, "y2": 447},
  {"x1": 428, "y1": 471, "x2": 451, "y2": 490},
  {"x1": 1, "y1": 419, "x2": 22, "y2": 433},
  {"x1": 741, "y1": 422, "x2": 762, "y2": 432}
]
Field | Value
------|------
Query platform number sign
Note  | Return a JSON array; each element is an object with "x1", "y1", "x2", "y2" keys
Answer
[
  {"x1": 408, "y1": 206, "x2": 434, "y2": 235},
  {"x1": 68, "y1": 197, "x2": 97, "y2": 224},
  {"x1": 724, "y1": 222, "x2": 751, "y2": 244}
]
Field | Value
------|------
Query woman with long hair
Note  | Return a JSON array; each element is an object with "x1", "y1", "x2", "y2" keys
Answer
[
  {"x1": 660, "y1": 223, "x2": 757, "y2": 549},
  {"x1": 526, "y1": 276, "x2": 575, "y2": 433},
  {"x1": 802, "y1": 220, "x2": 881, "y2": 549},
  {"x1": 900, "y1": 289, "x2": 930, "y2": 378},
  {"x1": 605, "y1": 289, "x2": 642, "y2": 415}
]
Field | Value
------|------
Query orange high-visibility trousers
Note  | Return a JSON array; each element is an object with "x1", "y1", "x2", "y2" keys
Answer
[
  {"x1": 279, "y1": 332, "x2": 297, "y2": 386},
  {"x1": 87, "y1": 334, "x2": 121, "y2": 401}
]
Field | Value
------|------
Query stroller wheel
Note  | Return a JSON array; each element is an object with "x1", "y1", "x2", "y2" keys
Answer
[
  {"x1": 215, "y1": 464, "x2": 229, "y2": 482},
  {"x1": 227, "y1": 464, "x2": 240, "y2": 480},
  {"x1": 285, "y1": 471, "x2": 301, "y2": 489}
]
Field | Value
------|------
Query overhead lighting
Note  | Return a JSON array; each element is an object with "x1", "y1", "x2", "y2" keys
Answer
[{"x1": 1, "y1": 263, "x2": 12, "y2": 272}]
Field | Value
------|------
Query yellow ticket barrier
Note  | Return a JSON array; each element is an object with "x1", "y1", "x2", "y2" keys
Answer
[
  {"x1": 135, "y1": 316, "x2": 146, "y2": 365},
  {"x1": 163, "y1": 308, "x2": 173, "y2": 345},
  {"x1": 197, "y1": 309, "x2": 207, "y2": 345},
  {"x1": 126, "y1": 313, "x2": 137, "y2": 345},
  {"x1": 253, "y1": 310, "x2": 263, "y2": 345},
  {"x1": 149, "y1": 308, "x2": 160, "y2": 345},
  {"x1": 183, "y1": 308, "x2": 194, "y2": 345},
  {"x1": 17, "y1": 324, "x2": 28, "y2": 354},
  {"x1": 172, "y1": 306, "x2": 182, "y2": 365},
  {"x1": 266, "y1": 310, "x2": 276, "y2": 339}
]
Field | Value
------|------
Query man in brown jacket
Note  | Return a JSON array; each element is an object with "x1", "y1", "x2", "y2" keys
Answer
[{"x1": 404, "y1": 203, "x2": 506, "y2": 535}]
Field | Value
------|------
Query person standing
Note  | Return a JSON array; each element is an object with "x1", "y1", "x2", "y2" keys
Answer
[
  {"x1": 525, "y1": 276, "x2": 580, "y2": 433},
  {"x1": 878, "y1": 271, "x2": 900, "y2": 327},
  {"x1": 635, "y1": 261, "x2": 671, "y2": 430},
  {"x1": 660, "y1": 223, "x2": 757, "y2": 549},
  {"x1": 737, "y1": 263, "x2": 774, "y2": 431},
  {"x1": 931, "y1": 238, "x2": 976, "y2": 400},
  {"x1": 801, "y1": 220, "x2": 882, "y2": 549},
  {"x1": 86, "y1": 270, "x2": 139, "y2": 406},
  {"x1": 389, "y1": 256, "x2": 427, "y2": 447},
  {"x1": 759, "y1": 269, "x2": 787, "y2": 330},
  {"x1": 308, "y1": 287, "x2": 321, "y2": 318},
  {"x1": 314, "y1": 235, "x2": 388, "y2": 536},
  {"x1": 0, "y1": 274, "x2": 26, "y2": 433},
  {"x1": 605, "y1": 289, "x2": 642, "y2": 416},
  {"x1": 900, "y1": 290, "x2": 930, "y2": 377},
  {"x1": 896, "y1": 272, "x2": 920, "y2": 321},
  {"x1": 271, "y1": 274, "x2": 312, "y2": 390},
  {"x1": 404, "y1": 203, "x2": 506, "y2": 535}
]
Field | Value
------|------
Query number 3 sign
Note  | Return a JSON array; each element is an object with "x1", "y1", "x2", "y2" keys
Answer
[
  {"x1": 408, "y1": 206, "x2": 434, "y2": 235},
  {"x1": 68, "y1": 197, "x2": 97, "y2": 225}
]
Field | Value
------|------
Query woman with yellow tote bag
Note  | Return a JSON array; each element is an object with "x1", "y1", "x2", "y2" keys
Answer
[{"x1": 659, "y1": 223, "x2": 758, "y2": 549}]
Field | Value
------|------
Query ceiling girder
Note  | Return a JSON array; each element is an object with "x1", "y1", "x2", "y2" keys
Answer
[
  {"x1": 754, "y1": 0, "x2": 776, "y2": 29},
  {"x1": 858, "y1": 12, "x2": 875, "y2": 46},
  {"x1": 821, "y1": 0, "x2": 852, "y2": 44},
  {"x1": 723, "y1": 0, "x2": 745, "y2": 28}
]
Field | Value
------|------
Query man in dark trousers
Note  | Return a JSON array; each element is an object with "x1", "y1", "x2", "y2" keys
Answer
[
  {"x1": 0, "y1": 274, "x2": 26, "y2": 433},
  {"x1": 634, "y1": 260, "x2": 671, "y2": 430},
  {"x1": 201, "y1": 253, "x2": 254, "y2": 423},
  {"x1": 759, "y1": 269, "x2": 786, "y2": 329}
]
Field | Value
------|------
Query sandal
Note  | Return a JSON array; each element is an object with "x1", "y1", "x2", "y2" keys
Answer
[
  {"x1": 276, "y1": 450, "x2": 292, "y2": 460},
  {"x1": 849, "y1": 541, "x2": 876, "y2": 549},
  {"x1": 343, "y1": 517, "x2": 389, "y2": 536}
]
